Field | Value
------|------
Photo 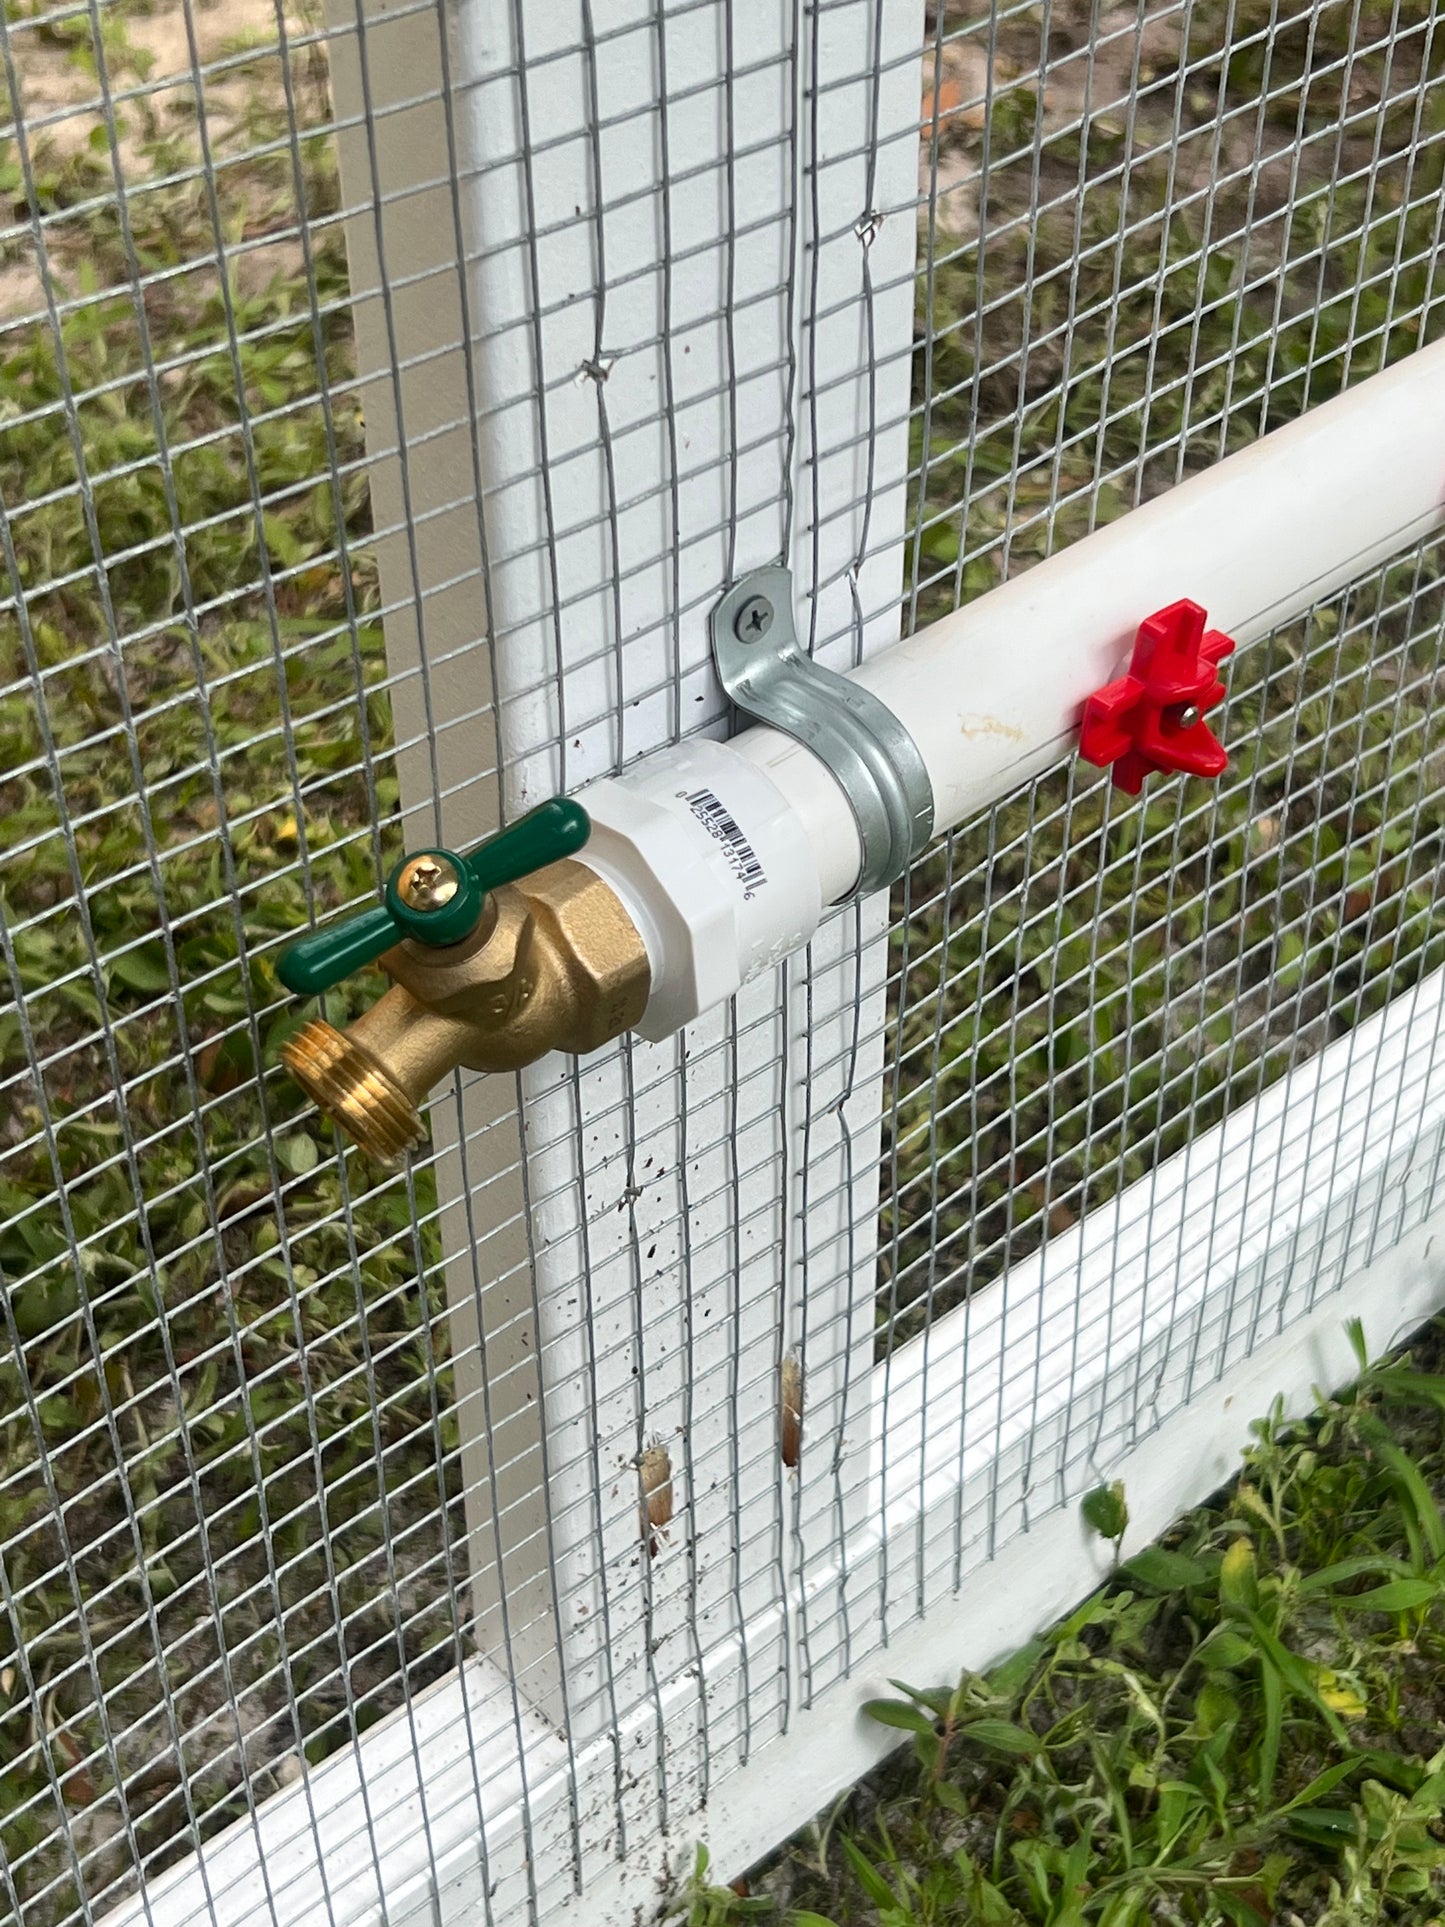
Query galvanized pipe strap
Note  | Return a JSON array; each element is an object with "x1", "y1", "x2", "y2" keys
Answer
[{"x1": 708, "y1": 566, "x2": 935, "y2": 899}]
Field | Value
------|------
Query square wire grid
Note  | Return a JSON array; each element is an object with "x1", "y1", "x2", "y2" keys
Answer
[
  {"x1": 855, "y1": 0, "x2": 1445, "y2": 1356},
  {"x1": 0, "y1": 0, "x2": 1443, "y2": 1922},
  {"x1": 0, "y1": 2, "x2": 486, "y2": 1919}
]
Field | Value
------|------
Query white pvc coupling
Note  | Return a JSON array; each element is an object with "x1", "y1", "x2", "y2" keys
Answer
[{"x1": 579, "y1": 737, "x2": 826, "y2": 1041}]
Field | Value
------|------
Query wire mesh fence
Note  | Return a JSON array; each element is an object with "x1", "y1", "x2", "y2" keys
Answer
[
  {"x1": 880, "y1": 535, "x2": 1445, "y2": 1353},
  {"x1": 0, "y1": 0, "x2": 1443, "y2": 1922},
  {"x1": 0, "y1": 2, "x2": 465, "y2": 1917},
  {"x1": 860, "y1": 0, "x2": 1445, "y2": 1358}
]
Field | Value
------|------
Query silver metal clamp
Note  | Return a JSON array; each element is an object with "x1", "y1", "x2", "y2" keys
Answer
[{"x1": 709, "y1": 566, "x2": 935, "y2": 899}]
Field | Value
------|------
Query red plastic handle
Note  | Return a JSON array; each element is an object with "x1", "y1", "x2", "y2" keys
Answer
[{"x1": 1079, "y1": 599, "x2": 1235, "y2": 795}]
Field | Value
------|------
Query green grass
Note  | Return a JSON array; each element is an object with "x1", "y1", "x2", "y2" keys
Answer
[
  {"x1": 683, "y1": 1318, "x2": 1445, "y2": 1925},
  {"x1": 0, "y1": 12, "x2": 456, "y2": 1917}
]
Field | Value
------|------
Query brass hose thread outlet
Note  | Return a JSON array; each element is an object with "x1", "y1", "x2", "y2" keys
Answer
[
  {"x1": 275, "y1": 801, "x2": 650, "y2": 1160},
  {"x1": 281, "y1": 1017, "x2": 426, "y2": 1164}
]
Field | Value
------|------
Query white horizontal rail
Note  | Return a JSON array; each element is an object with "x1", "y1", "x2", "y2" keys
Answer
[
  {"x1": 576, "y1": 1200, "x2": 1445, "y2": 1922},
  {"x1": 878, "y1": 960, "x2": 1445, "y2": 1556},
  {"x1": 107, "y1": 955, "x2": 1445, "y2": 1927}
]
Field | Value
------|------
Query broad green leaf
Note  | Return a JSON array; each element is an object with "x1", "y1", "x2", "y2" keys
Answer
[
  {"x1": 1197, "y1": 1625, "x2": 1254, "y2": 1670},
  {"x1": 950, "y1": 1848, "x2": 1021, "y2": 1927},
  {"x1": 1195, "y1": 1678, "x2": 1240, "y2": 1736},
  {"x1": 1315, "y1": 1669, "x2": 1367, "y2": 1719},
  {"x1": 1082, "y1": 1480, "x2": 1129, "y2": 1542},
  {"x1": 1299, "y1": 1554, "x2": 1412, "y2": 1594},
  {"x1": 1156, "y1": 1780, "x2": 1198, "y2": 1853},
  {"x1": 887, "y1": 1677, "x2": 952, "y2": 1716},
  {"x1": 275, "y1": 1134, "x2": 320, "y2": 1176},
  {"x1": 1341, "y1": 1577, "x2": 1439, "y2": 1612},
  {"x1": 109, "y1": 944, "x2": 173, "y2": 993},
  {"x1": 1407, "y1": 1767, "x2": 1445, "y2": 1818},
  {"x1": 1281, "y1": 1758, "x2": 1365, "y2": 1812},
  {"x1": 988, "y1": 1636, "x2": 1048, "y2": 1699},
  {"x1": 1220, "y1": 1538, "x2": 1259, "y2": 1610},
  {"x1": 1246, "y1": 1611, "x2": 1348, "y2": 1743},
  {"x1": 1257, "y1": 1646, "x2": 1283, "y2": 1800},
  {"x1": 861, "y1": 1698, "x2": 936, "y2": 1735},
  {"x1": 1286, "y1": 1806, "x2": 1357, "y2": 1845},
  {"x1": 1122, "y1": 1547, "x2": 1207, "y2": 1592},
  {"x1": 1275, "y1": 926, "x2": 1306, "y2": 991},
  {"x1": 961, "y1": 1718, "x2": 1043, "y2": 1757},
  {"x1": 840, "y1": 1836, "x2": 901, "y2": 1913},
  {"x1": 1367, "y1": 1431, "x2": 1445, "y2": 1561},
  {"x1": 933, "y1": 1780, "x2": 970, "y2": 1816},
  {"x1": 1056, "y1": 1593, "x2": 1114, "y2": 1642}
]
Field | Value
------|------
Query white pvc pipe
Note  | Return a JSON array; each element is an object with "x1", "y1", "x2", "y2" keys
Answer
[
  {"x1": 585, "y1": 340, "x2": 1445, "y2": 1035},
  {"x1": 769, "y1": 336, "x2": 1445, "y2": 896}
]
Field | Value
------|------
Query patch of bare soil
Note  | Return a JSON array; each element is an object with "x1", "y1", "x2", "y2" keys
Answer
[{"x1": 1, "y1": 0, "x2": 315, "y2": 319}]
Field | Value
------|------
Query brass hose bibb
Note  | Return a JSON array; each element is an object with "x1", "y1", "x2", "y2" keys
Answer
[{"x1": 276, "y1": 799, "x2": 650, "y2": 1161}]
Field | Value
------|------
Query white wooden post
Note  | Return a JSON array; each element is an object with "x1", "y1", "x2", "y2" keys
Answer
[
  {"x1": 443, "y1": 2, "x2": 924, "y2": 1827},
  {"x1": 321, "y1": 0, "x2": 566, "y2": 1713}
]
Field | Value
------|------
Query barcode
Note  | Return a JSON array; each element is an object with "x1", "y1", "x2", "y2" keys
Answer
[{"x1": 684, "y1": 787, "x2": 767, "y2": 894}]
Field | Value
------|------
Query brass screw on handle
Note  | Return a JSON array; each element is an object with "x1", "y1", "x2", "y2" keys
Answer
[
  {"x1": 276, "y1": 798, "x2": 593, "y2": 998},
  {"x1": 395, "y1": 853, "x2": 463, "y2": 913}
]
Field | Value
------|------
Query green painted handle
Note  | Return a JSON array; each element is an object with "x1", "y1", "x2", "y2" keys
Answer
[
  {"x1": 465, "y1": 796, "x2": 590, "y2": 895},
  {"x1": 277, "y1": 904, "x2": 399, "y2": 997},
  {"x1": 276, "y1": 798, "x2": 591, "y2": 998}
]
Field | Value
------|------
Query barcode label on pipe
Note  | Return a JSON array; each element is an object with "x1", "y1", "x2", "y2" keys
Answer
[{"x1": 682, "y1": 787, "x2": 767, "y2": 897}]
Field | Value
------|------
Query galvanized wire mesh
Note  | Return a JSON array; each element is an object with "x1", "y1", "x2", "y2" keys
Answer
[
  {"x1": 873, "y1": 0, "x2": 1445, "y2": 1341},
  {"x1": 877, "y1": 533, "x2": 1445, "y2": 1345},
  {"x1": 0, "y1": 0, "x2": 1443, "y2": 1922},
  {"x1": 0, "y1": 3, "x2": 468, "y2": 1918}
]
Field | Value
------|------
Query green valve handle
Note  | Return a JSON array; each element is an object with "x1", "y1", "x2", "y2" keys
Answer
[{"x1": 277, "y1": 797, "x2": 591, "y2": 998}]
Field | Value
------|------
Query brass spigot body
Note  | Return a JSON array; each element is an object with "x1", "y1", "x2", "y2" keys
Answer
[{"x1": 282, "y1": 857, "x2": 649, "y2": 1160}]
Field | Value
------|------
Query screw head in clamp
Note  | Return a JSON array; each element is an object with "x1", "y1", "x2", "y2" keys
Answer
[
  {"x1": 709, "y1": 564, "x2": 935, "y2": 897},
  {"x1": 733, "y1": 595, "x2": 774, "y2": 643}
]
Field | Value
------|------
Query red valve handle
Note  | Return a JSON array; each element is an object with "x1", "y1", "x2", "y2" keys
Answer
[{"x1": 1079, "y1": 598, "x2": 1235, "y2": 795}]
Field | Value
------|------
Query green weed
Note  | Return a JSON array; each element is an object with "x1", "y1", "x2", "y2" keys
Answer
[{"x1": 709, "y1": 1320, "x2": 1445, "y2": 1924}]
